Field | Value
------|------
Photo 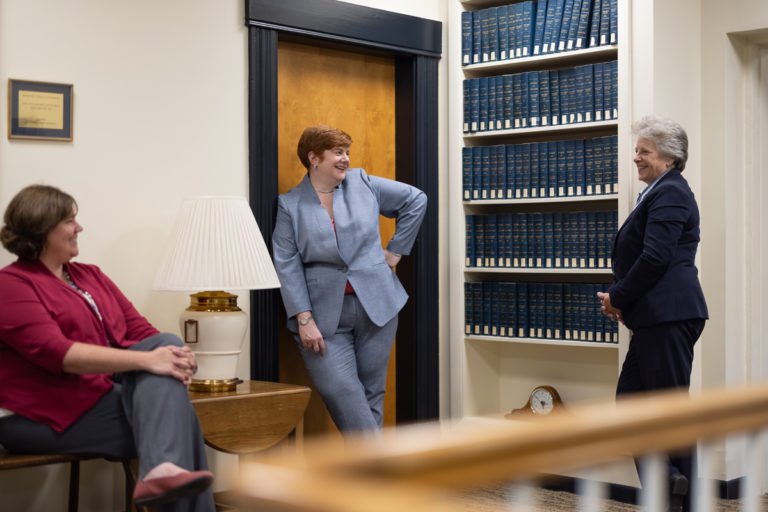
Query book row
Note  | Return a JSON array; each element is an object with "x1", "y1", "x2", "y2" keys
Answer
[
  {"x1": 465, "y1": 281, "x2": 618, "y2": 343},
  {"x1": 463, "y1": 135, "x2": 617, "y2": 201},
  {"x1": 463, "y1": 61, "x2": 617, "y2": 133},
  {"x1": 461, "y1": 0, "x2": 617, "y2": 65},
  {"x1": 466, "y1": 210, "x2": 617, "y2": 269}
]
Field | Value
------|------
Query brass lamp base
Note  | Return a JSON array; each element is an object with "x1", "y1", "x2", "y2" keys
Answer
[{"x1": 189, "y1": 377, "x2": 244, "y2": 393}]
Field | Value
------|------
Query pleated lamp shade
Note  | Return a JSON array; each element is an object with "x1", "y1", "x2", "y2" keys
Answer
[
  {"x1": 153, "y1": 196, "x2": 280, "y2": 291},
  {"x1": 153, "y1": 196, "x2": 280, "y2": 392}
]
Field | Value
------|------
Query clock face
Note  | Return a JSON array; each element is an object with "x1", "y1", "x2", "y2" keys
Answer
[{"x1": 530, "y1": 388, "x2": 555, "y2": 414}]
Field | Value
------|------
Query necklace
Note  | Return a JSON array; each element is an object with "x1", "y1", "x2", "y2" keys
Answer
[{"x1": 315, "y1": 189, "x2": 334, "y2": 194}]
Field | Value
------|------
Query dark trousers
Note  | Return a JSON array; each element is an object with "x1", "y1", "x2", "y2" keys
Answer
[
  {"x1": 617, "y1": 318, "x2": 706, "y2": 512},
  {"x1": 0, "y1": 333, "x2": 215, "y2": 512}
]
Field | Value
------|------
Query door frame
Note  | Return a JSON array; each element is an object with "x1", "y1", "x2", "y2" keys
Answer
[{"x1": 245, "y1": 0, "x2": 441, "y2": 422}]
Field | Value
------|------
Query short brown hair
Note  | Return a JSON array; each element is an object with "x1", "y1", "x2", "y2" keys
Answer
[
  {"x1": 0, "y1": 184, "x2": 78, "y2": 261},
  {"x1": 296, "y1": 125, "x2": 352, "y2": 170}
]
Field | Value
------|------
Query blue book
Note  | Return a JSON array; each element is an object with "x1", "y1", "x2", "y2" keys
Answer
[
  {"x1": 502, "y1": 75, "x2": 514, "y2": 130},
  {"x1": 497, "y1": 5, "x2": 510, "y2": 60},
  {"x1": 472, "y1": 146, "x2": 482, "y2": 199},
  {"x1": 520, "y1": 143, "x2": 531, "y2": 199},
  {"x1": 480, "y1": 8, "x2": 491, "y2": 62},
  {"x1": 486, "y1": 213, "x2": 498, "y2": 267},
  {"x1": 538, "y1": 70, "x2": 551, "y2": 127},
  {"x1": 465, "y1": 214, "x2": 476, "y2": 268},
  {"x1": 478, "y1": 76, "x2": 489, "y2": 132},
  {"x1": 532, "y1": 0, "x2": 548, "y2": 55},
  {"x1": 461, "y1": 11, "x2": 473, "y2": 65},
  {"x1": 556, "y1": 140, "x2": 567, "y2": 197},
  {"x1": 471, "y1": 282, "x2": 483, "y2": 335},
  {"x1": 512, "y1": 2, "x2": 524, "y2": 58},
  {"x1": 562, "y1": 67, "x2": 576, "y2": 124},
  {"x1": 464, "y1": 282, "x2": 473, "y2": 334},
  {"x1": 589, "y1": 0, "x2": 602, "y2": 47},
  {"x1": 568, "y1": 212, "x2": 580, "y2": 268},
  {"x1": 505, "y1": 282, "x2": 518, "y2": 338},
  {"x1": 475, "y1": 215, "x2": 485, "y2": 267},
  {"x1": 609, "y1": 134, "x2": 618, "y2": 193},
  {"x1": 495, "y1": 76, "x2": 505, "y2": 130},
  {"x1": 550, "y1": 283, "x2": 564, "y2": 339},
  {"x1": 489, "y1": 282, "x2": 500, "y2": 335},
  {"x1": 499, "y1": 213, "x2": 512, "y2": 267},
  {"x1": 577, "y1": 211, "x2": 588, "y2": 268},
  {"x1": 482, "y1": 281, "x2": 492, "y2": 334},
  {"x1": 586, "y1": 211, "x2": 597, "y2": 268},
  {"x1": 547, "y1": 141, "x2": 558, "y2": 197},
  {"x1": 531, "y1": 212, "x2": 543, "y2": 268},
  {"x1": 462, "y1": 146, "x2": 472, "y2": 200},
  {"x1": 512, "y1": 212, "x2": 522, "y2": 267},
  {"x1": 549, "y1": 0, "x2": 565, "y2": 53},
  {"x1": 512, "y1": 73, "x2": 523, "y2": 128},
  {"x1": 530, "y1": 143, "x2": 539, "y2": 198},
  {"x1": 565, "y1": 139, "x2": 576, "y2": 196},
  {"x1": 495, "y1": 144, "x2": 507, "y2": 199},
  {"x1": 593, "y1": 62, "x2": 604, "y2": 121},
  {"x1": 542, "y1": 0, "x2": 564, "y2": 54},
  {"x1": 469, "y1": 78, "x2": 480, "y2": 132},
  {"x1": 519, "y1": 213, "x2": 529, "y2": 267},
  {"x1": 565, "y1": 0, "x2": 584, "y2": 51},
  {"x1": 574, "y1": 139, "x2": 585, "y2": 196},
  {"x1": 543, "y1": 211, "x2": 554, "y2": 268},
  {"x1": 595, "y1": 210, "x2": 607, "y2": 268},
  {"x1": 520, "y1": 71, "x2": 530, "y2": 128},
  {"x1": 480, "y1": 145, "x2": 491, "y2": 199},
  {"x1": 514, "y1": 143, "x2": 525, "y2": 198},
  {"x1": 488, "y1": 143, "x2": 498, "y2": 200},
  {"x1": 506, "y1": 144, "x2": 516, "y2": 199},
  {"x1": 527, "y1": 71, "x2": 540, "y2": 127},
  {"x1": 584, "y1": 137, "x2": 595, "y2": 195},
  {"x1": 516, "y1": 282, "x2": 529, "y2": 338},
  {"x1": 574, "y1": 0, "x2": 592, "y2": 49},
  {"x1": 562, "y1": 283, "x2": 573, "y2": 339},
  {"x1": 488, "y1": 7, "x2": 500, "y2": 61},
  {"x1": 463, "y1": 80, "x2": 470, "y2": 133},
  {"x1": 496, "y1": 283, "x2": 507, "y2": 337},
  {"x1": 538, "y1": 142, "x2": 549, "y2": 198},
  {"x1": 610, "y1": 0, "x2": 617, "y2": 44},
  {"x1": 520, "y1": 1, "x2": 535, "y2": 57},
  {"x1": 549, "y1": 69, "x2": 561, "y2": 125},
  {"x1": 590, "y1": 136, "x2": 604, "y2": 195},
  {"x1": 472, "y1": 8, "x2": 483, "y2": 63},
  {"x1": 557, "y1": 0, "x2": 575, "y2": 52},
  {"x1": 610, "y1": 60, "x2": 618, "y2": 119},
  {"x1": 487, "y1": 75, "x2": 498, "y2": 133},
  {"x1": 552, "y1": 211, "x2": 564, "y2": 268},
  {"x1": 531, "y1": 282, "x2": 545, "y2": 338},
  {"x1": 599, "y1": 0, "x2": 610, "y2": 46},
  {"x1": 583, "y1": 64, "x2": 596, "y2": 122}
]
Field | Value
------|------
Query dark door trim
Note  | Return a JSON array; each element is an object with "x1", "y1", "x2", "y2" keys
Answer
[{"x1": 246, "y1": 0, "x2": 441, "y2": 422}]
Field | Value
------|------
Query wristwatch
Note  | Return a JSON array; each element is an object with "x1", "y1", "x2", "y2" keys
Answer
[{"x1": 299, "y1": 314, "x2": 313, "y2": 326}]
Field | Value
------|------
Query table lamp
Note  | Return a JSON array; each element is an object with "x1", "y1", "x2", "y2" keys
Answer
[{"x1": 153, "y1": 196, "x2": 280, "y2": 392}]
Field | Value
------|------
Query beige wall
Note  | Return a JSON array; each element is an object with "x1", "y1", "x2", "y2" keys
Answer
[{"x1": 0, "y1": 0, "x2": 446, "y2": 510}]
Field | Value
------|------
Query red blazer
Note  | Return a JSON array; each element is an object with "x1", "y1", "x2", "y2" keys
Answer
[{"x1": 0, "y1": 260, "x2": 158, "y2": 432}]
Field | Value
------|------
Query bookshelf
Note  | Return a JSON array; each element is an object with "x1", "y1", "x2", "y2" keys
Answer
[{"x1": 448, "y1": 0, "x2": 633, "y2": 435}]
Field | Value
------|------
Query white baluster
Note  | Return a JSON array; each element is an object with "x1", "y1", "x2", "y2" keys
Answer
[
  {"x1": 744, "y1": 431, "x2": 761, "y2": 512},
  {"x1": 506, "y1": 480, "x2": 535, "y2": 512},
  {"x1": 578, "y1": 467, "x2": 607, "y2": 512},
  {"x1": 694, "y1": 442, "x2": 714, "y2": 512},
  {"x1": 639, "y1": 453, "x2": 667, "y2": 512}
]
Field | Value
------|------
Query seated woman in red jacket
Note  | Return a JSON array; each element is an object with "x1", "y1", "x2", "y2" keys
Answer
[{"x1": 0, "y1": 184, "x2": 214, "y2": 511}]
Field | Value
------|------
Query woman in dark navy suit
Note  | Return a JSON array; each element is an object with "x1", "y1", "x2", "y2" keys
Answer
[{"x1": 598, "y1": 115, "x2": 708, "y2": 512}]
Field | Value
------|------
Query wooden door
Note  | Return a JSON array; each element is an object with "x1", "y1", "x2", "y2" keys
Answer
[{"x1": 276, "y1": 40, "x2": 397, "y2": 437}]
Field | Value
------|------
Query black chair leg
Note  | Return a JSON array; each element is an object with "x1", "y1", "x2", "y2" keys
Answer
[{"x1": 68, "y1": 459, "x2": 80, "y2": 512}]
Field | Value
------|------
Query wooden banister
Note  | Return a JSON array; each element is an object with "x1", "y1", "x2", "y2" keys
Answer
[{"x1": 232, "y1": 383, "x2": 768, "y2": 511}]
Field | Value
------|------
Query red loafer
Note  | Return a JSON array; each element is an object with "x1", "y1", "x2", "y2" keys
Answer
[{"x1": 133, "y1": 470, "x2": 214, "y2": 506}]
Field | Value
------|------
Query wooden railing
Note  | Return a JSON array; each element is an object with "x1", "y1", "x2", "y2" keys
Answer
[{"x1": 229, "y1": 384, "x2": 768, "y2": 512}]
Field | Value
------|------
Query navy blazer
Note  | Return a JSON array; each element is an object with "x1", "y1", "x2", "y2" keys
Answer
[
  {"x1": 608, "y1": 169, "x2": 708, "y2": 330},
  {"x1": 272, "y1": 168, "x2": 427, "y2": 337}
]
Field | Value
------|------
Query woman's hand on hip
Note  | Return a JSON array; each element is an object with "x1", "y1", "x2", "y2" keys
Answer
[
  {"x1": 383, "y1": 248, "x2": 402, "y2": 269},
  {"x1": 299, "y1": 320, "x2": 326, "y2": 356}
]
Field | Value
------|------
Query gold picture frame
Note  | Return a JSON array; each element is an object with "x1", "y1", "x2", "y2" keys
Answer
[{"x1": 8, "y1": 79, "x2": 73, "y2": 141}]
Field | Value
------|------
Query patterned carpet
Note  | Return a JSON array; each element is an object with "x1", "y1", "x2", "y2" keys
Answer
[{"x1": 455, "y1": 484, "x2": 768, "y2": 511}]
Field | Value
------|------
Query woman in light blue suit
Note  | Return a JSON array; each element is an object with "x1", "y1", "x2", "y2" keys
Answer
[{"x1": 272, "y1": 125, "x2": 427, "y2": 433}]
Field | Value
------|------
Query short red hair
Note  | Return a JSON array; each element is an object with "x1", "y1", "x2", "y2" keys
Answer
[{"x1": 296, "y1": 125, "x2": 352, "y2": 170}]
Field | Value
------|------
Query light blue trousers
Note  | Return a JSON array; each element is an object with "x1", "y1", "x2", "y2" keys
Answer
[{"x1": 299, "y1": 294, "x2": 398, "y2": 433}]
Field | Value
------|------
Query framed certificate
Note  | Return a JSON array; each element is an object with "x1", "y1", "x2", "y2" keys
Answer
[{"x1": 8, "y1": 79, "x2": 73, "y2": 141}]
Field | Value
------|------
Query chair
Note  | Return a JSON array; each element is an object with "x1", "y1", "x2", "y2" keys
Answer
[{"x1": 0, "y1": 449, "x2": 142, "y2": 512}]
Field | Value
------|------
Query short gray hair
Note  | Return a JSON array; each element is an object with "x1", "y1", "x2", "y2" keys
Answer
[{"x1": 631, "y1": 115, "x2": 688, "y2": 171}]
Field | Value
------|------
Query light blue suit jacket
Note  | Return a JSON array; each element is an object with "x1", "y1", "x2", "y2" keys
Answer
[{"x1": 272, "y1": 168, "x2": 427, "y2": 337}]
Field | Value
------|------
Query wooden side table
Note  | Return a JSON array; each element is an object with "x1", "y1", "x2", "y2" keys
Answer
[{"x1": 189, "y1": 380, "x2": 311, "y2": 455}]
